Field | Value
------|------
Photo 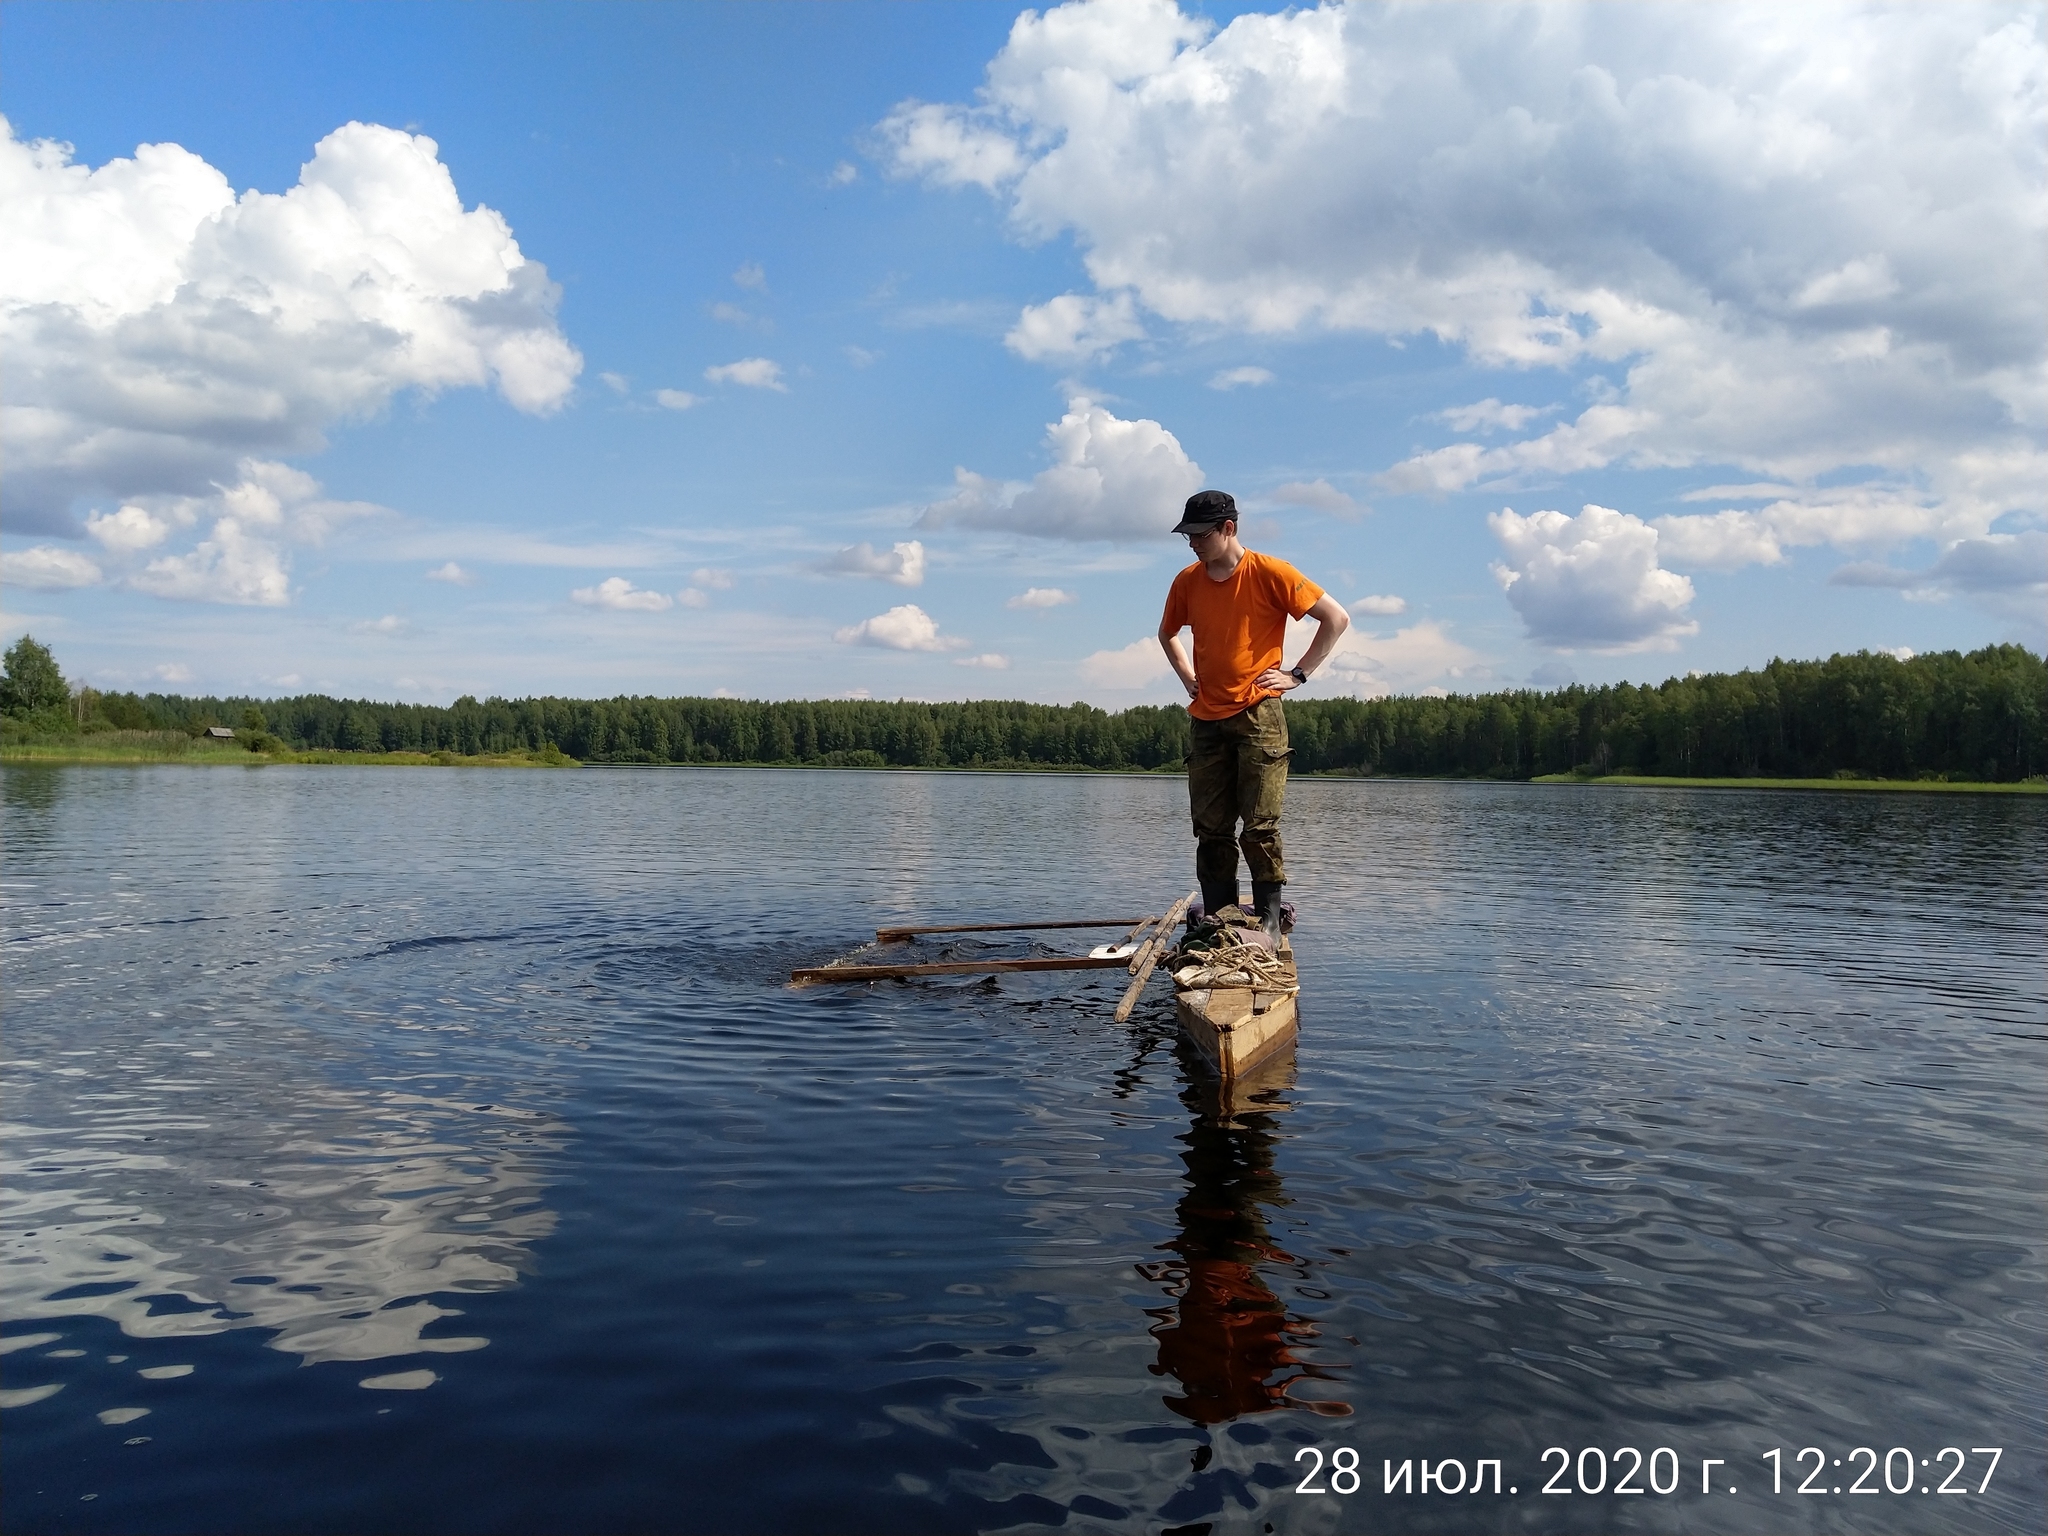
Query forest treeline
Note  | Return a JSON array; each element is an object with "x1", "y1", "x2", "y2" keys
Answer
[{"x1": 16, "y1": 640, "x2": 2044, "y2": 782}]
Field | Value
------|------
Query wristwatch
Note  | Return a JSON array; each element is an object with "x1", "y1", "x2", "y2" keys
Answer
[{"x1": 1288, "y1": 665, "x2": 1308, "y2": 685}]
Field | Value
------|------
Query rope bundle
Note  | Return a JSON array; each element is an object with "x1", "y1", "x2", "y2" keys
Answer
[{"x1": 1170, "y1": 929, "x2": 1299, "y2": 993}]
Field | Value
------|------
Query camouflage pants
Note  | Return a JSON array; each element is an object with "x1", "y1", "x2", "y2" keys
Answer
[{"x1": 1186, "y1": 696, "x2": 1290, "y2": 892}]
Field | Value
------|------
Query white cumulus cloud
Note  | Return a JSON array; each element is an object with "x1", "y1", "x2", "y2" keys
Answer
[
  {"x1": 1209, "y1": 366, "x2": 1274, "y2": 390},
  {"x1": 834, "y1": 603, "x2": 961, "y2": 652},
  {"x1": 1795, "y1": 255, "x2": 1900, "y2": 310},
  {"x1": 1378, "y1": 406, "x2": 1653, "y2": 495},
  {"x1": 1437, "y1": 399, "x2": 1556, "y2": 434},
  {"x1": 691, "y1": 566, "x2": 736, "y2": 590},
  {"x1": 86, "y1": 503, "x2": 179, "y2": 552},
  {"x1": 920, "y1": 395, "x2": 1202, "y2": 542},
  {"x1": 880, "y1": 100, "x2": 1031, "y2": 190},
  {"x1": 887, "y1": 0, "x2": 2046, "y2": 560},
  {"x1": 1007, "y1": 586, "x2": 1076, "y2": 610},
  {"x1": 823, "y1": 540, "x2": 926, "y2": 587},
  {"x1": 571, "y1": 577, "x2": 673, "y2": 612},
  {"x1": 655, "y1": 389, "x2": 704, "y2": 410},
  {"x1": 425, "y1": 561, "x2": 475, "y2": 585},
  {"x1": 1005, "y1": 291, "x2": 1145, "y2": 363},
  {"x1": 1348, "y1": 593, "x2": 1406, "y2": 616},
  {"x1": 90, "y1": 460, "x2": 384, "y2": 607},
  {"x1": 1, "y1": 116, "x2": 581, "y2": 534},
  {"x1": 1650, "y1": 477, "x2": 2030, "y2": 573},
  {"x1": 703, "y1": 357, "x2": 787, "y2": 391},
  {"x1": 1078, "y1": 635, "x2": 1174, "y2": 691},
  {"x1": 1314, "y1": 617, "x2": 1490, "y2": 698},
  {"x1": 130, "y1": 516, "x2": 291, "y2": 607},
  {"x1": 1489, "y1": 503, "x2": 1698, "y2": 652},
  {"x1": 1, "y1": 545, "x2": 103, "y2": 590},
  {"x1": 1651, "y1": 510, "x2": 1786, "y2": 571},
  {"x1": 955, "y1": 652, "x2": 1012, "y2": 669}
]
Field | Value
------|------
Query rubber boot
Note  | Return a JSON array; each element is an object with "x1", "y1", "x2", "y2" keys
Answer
[
  {"x1": 1198, "y1": 880, "x2": 1241, "y2": 925},
  {"x1": 1252, "y1": 881, "x2": 1286, "y2": 943}
]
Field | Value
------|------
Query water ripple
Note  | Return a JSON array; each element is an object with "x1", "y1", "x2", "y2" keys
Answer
[{"x1": 2, "y1": 766, "x2": 2041, "y2": 1534}]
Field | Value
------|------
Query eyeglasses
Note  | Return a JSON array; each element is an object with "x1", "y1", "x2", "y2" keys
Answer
[{"x1": 1183, "y1": 525, "x2": 1228, "y2": 546}]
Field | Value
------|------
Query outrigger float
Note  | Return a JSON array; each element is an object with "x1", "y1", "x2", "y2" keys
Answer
[{"x1": 791, "y1": 889, "x2": 1301, "y2": 1084}]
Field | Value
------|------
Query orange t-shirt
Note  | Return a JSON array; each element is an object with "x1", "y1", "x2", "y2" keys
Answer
[{"x1": 1161, "y1": 551, "x2": 1324, "y2": 721}]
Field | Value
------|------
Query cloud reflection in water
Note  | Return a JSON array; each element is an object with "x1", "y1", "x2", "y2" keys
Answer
[{"x1": 2, "y1": 1083, "x2": 565, "y2": 1365}]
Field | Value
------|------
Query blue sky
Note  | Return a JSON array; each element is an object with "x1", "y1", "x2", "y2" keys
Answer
[{"x1": 2, "y1": 0, "x2": 2041, "y2": 706}]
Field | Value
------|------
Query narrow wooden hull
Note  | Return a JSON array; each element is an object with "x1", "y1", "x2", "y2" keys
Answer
[{"x1": 1173, "y1": 939, "x2": 1299, "y2": 1084}]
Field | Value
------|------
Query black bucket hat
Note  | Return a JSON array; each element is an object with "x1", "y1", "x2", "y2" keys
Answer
[{"x1": 1172, "y1": 489, "x2": 1237, "y2": 535}]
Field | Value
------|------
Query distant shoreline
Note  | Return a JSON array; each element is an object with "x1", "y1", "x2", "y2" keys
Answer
[
  {"x1": 1531, "y1": 772, "x2": 2045, "y2": 795},
  {"x1": 0, "y1": 739, "x2": 571, "y2": 769},
  {"x1": 5, "y1": 741, "x2": 2042, "y2": 794}
]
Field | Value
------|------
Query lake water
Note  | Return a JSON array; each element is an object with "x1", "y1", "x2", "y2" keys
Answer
[{"x1": 2, "y1": 764, "x2": 2043, "y2": 1535}]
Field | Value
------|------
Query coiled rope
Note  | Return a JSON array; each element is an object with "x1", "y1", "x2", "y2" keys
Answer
[{"x1": 1170, "y1": 929, "x2": 1300, "y2": 993}]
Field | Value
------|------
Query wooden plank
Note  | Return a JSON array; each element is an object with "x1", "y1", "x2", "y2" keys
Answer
[
  {"x1": 1127, "y1": 890, "x2": 1195, "y2": 976},
  {"x1": 1114, "y1": 889, "x2": 1196, "y2": 1022},
  {"x1": 1127, "y1": 926, "x2": 1158, "y2": 976},
  {"x1": 1176, "y1": 988, "x2": 1298, "y2": 1081},
  {"x1": 793, "y1": 954, "x2": 1133, "y2": 983},
  {"x1": 873, "y1": 917, "x2": 1143, "y2": 943},
  {"x1": 1103, "y1": 914, "x2": 1158, "y2": 962}
]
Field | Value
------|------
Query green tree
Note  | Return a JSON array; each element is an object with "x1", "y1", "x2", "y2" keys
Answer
[
  {"x1": 48, "y1": 644, "x2": 2042, "y2": 778},
  {"x1": 1, "y1": 635, "x2": 70, "y2": 716},
  {"x1": 338, "y1": 707, "x2": 381, "y2": 752}
]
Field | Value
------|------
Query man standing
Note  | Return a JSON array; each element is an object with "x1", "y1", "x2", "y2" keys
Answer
[{"x1": 1158, "y1": 490, "x2": 1351, "y2": 929}]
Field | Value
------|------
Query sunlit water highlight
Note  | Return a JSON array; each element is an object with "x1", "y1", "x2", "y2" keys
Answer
[{"x1": 3, "y1": 764, "x2": 2043, "y2": 1534}]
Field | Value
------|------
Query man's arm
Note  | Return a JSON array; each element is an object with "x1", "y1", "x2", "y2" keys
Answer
[
  {"x1": 1158, "y1": 619, "x2": 1199, "y2": 699},
  {"x1": 1257, "y1": 592, "x2": 1351, "y2": 692}
]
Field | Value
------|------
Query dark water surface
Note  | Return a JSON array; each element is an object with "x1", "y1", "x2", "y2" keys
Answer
[{"x1": 3, "y1": 765, "x2": 2043, "y2": 1535}]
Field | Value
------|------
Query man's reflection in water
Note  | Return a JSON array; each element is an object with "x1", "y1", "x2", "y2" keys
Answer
[{"x1": 1138, "y1": 1041, "x2": 1351, "y2": 1423}]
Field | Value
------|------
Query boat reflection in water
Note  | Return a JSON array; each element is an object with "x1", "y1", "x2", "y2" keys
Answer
[{"x1": 1137, "y1": 1036, "x2": 1351, "y2": 1423}]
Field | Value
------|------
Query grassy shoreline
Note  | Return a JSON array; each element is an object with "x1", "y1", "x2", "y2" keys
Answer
[
  {"x1": 4, "y1": 740, "x2": 2041, "y2": 792},
  {"x1": 1532, "y1": 772, "x2": 2045, "y2": 794},
  {"x1": 1, "y1": 735, "x2": 574, "y2": 768}
]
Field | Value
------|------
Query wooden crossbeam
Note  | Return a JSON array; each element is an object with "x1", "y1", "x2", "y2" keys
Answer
[
  {"x1": 798, "y1": 897, "x2": 1191, "y2": 993},
  {"x1": 874, "y1": 917, "x2": 1143, "y2": 943},
  {"x1": 793, "y1": 954, "x2": 1133, "y2": 984}
]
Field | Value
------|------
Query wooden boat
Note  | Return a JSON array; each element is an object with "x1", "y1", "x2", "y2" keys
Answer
[
  {"x1": 1172, "y1": 933, "x2": 1299, "y2": 1084},
  {"x1": 792, "y1": 892, "x2": 1301, "y2": 1089}
]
